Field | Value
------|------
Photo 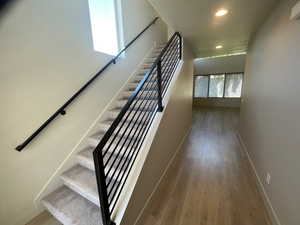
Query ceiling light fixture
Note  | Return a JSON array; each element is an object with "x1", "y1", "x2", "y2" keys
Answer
[
  {"x1": 216, "y1": 45, "x2": 223, "y2": 49},
  {"x1": 215, "y1": 9, "x2": 228, "y2": 17}
]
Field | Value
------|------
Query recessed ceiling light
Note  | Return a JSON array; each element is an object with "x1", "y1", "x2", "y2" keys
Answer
[
  {"x1": 215, "y1": 9, "x2": 228, "y2": 17},
  {"x1": 216, "y1": 45, "x2": 223, "y2": 49}
]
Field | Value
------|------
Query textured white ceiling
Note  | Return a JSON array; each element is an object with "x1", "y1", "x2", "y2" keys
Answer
[{"x1": 149, "y1": 0, "x2": 279, "y2": 58}]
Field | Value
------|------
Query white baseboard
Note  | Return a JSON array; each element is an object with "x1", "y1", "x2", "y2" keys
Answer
[
  {"x1": 133, "y1": 126, "x2": 192, "y2": 225},
  {"x1": 236, "y1": 132, "x2": 282, "y2": 225}
]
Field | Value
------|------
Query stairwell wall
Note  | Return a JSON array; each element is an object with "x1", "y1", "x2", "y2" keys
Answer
[
  {"x1": 0, "y1": 0, "x2": 167, "y2": 224},
  {"x1": 120, "y1": 41, "x2": 194, "y2": 225}
]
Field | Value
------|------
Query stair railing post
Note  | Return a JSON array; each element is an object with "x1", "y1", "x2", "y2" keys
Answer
[
  {"x1": 93, "y1": 151, "x2": 116, "y2": 225},
  {"x1": 156, "y1": 60, "x2": 164, "y2": 112},
  {"x1": 179, "y1": 34, "x2": 183, "y2": 60}
]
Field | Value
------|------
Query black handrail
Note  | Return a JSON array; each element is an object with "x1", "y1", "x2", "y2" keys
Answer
[
  {"x1": 93, "y1": 32, "x2": 182, "y2": 225},
  {"x1": 0, "y1": 0, "x2": 13, "y2": 12},
  {"x1": 15, "y1": 17, "x2": 159, "y2": 151}
]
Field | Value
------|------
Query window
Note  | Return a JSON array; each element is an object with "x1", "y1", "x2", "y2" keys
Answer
[
  {"x1": 194, "y1": 76, "x2": 209, "y2": 97},
  {"x1": 209, "y1": 75, "x2": 225, "y2": 98},
  {"x1": 194, "y1": 73, "x2": 243, "y2": 98},
  {"x1": 225, "y1": 74, "x2": 243, "y2": 97},
  {"x1": 88, "y1": 0, "x2": 123, "y2": 56}
]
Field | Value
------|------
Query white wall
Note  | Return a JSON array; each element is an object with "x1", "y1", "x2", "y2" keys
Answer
[
  {"x1": 194, "y1": 54, "x2": 246, "y2": 75},
  {"x1": 0, "y1": 0, "x2": 167, "y2": 224},
  {"x1": 240, "y1": 0, "x2": 300, "y2": 225}
]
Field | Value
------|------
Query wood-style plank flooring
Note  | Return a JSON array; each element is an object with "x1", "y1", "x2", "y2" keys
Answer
[
  {"x1": 137, "y1": 107, "x2": 271, "y2": 225},
  {"x1": 26, "y1": 211, "x2": 61, "y2": 225}
]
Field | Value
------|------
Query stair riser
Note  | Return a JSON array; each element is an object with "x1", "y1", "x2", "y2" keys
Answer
[
  {"x1": 77, "y1": 155, "x2": 128, "y2": 174},
  {"x1": 61, "y1": 176, "x2": 100, "y2": 207},
  {"x1": 98, "y1": 119, "x2": 152, "y2": 140},
  {"x1": 120, "y1": 92, "x2": 157, "y2": 100},
  {"x1": 88, "y1": 136, "x2": 140, "y2": 157},
  {"x1": 108, "y1": 109, "x2": 155, "y2": 125},
  {"x1": 114, "y1": 100, "x2": 156, "y2": 112}
]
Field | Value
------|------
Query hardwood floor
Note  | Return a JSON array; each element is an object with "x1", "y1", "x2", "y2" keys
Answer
[
  {"x1": 137, "y1": 107, "x2": 271, "y2": 225},
  {"x1": 26, "y1": 211, "x2": 61, "y2": 225}
]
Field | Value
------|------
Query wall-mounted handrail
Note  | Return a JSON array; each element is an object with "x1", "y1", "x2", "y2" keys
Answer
[
  {"x1": 15, "y1": 17, "x2": 159, "y2": 151},
  {"x1": 0, "y1": 0, "x2": 13, "y2": 12}
]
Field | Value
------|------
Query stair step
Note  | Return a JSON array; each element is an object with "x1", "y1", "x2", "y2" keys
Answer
[
  {"x1": 108, "y1": 108, "x2": 154, "y2": 122},
  {"x1": 136, "y1": 63, "x2": 176, "y2": 78},
  {"x1": 134, "y1": 73, "x2": 157, "y2": 81},
  {"x1": 144, "y1": 58, "x2": 156, "y2": 64},
  {"x1": 77, "y1": 147, "x2": 129, "y2": 174},
  {"x1": 127, "y1": 83, "x2": 158, "y2": 91},
  {"x1": 61, "y1": 165, "x2": 120, "y2": 207},
  {"x1": 95, "y1": 118, "x2": 152, "y2": 144},
  {"x1": 141, "y1": 64, "x2": 154, "y2": 69},
  {"x1": 61, "y1": 165, "x2": 100, "y2": 206},
  {"x1": 120, "y1": 91, "x2": 157, "y2": 100},
  {"x1": 88, "y1": 128, "x2": 143, "y2": 157},
  {"x1": 42, "y1": 186, "x2": 102, "y2": 225},
  {"x1": 137, "y1": 68, "x2": 155, "y2": 75},
  {"x1": 100, "y1": 118, "x2": 145, "y2": 131},
  {"x1": 76, "y1": 147, "x2": 96, "y2": 171},
  {"x1": 89, "y1": 129, "x2": 136, "y2": 148},
  {"x1": 131, "y1": 75, "x2": 168, "y2": 84},
  {"x1": 129, "y1": 78, "x2": 161, "y2": 88},
  {"x1": 91, "y1": 120, "x2": 144, "y2": 142},
  {"x1": 114, "y1": 99, "x2": 156, "y2": 112},
  {"x1": 131, "y1": 74, "x2": 158, "y2": 82}
]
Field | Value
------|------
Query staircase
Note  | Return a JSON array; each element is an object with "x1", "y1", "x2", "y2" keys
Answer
[{"x1": 41, "y1": 34, "x2": 182, "y2": 225}]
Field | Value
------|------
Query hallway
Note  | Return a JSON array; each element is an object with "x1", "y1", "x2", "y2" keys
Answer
[{"x1": 138, "y1": 107, "x2": 271, "y2": 225}]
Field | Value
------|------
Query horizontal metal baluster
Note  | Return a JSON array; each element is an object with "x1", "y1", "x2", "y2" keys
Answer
[
  {"x1": 160, "y1": 41, "x2": 179, "y2": 71},
  {"x1": 161, "y1": 46, "x2": 179, "y2": 78},
  {"x1": 109, "y1": 34, "x2": 180, "y2": 200},
  {"x1": 110, "y1": 105, "x2": 158, "y2": 211},
  {"x1": 102, "y1": 66, "x2": 158, "y2": 158},
  {"x1": 91, "y1": 33, "x2": 182, "y2": 219},
  {"x1": 103, "y1": 71, "x2": 158, "y2": 166},
  {"x1": 108, "y1": 101, "x2": 158, "y2": 206},
  {"x1": 104, "y1": 79, "x2": 159, "y2": 179},
  {"x1": 106, "y1": 88, "x2": 159, "y2": 189},
  {"x1": 160, "y1": 37, "x2": 178, "y2": 60},
  {"x1": 161, "y1": 47, "x2": 180, "y2": 95},
  {"x1": 103, "y1": 45, "x2": 176, "y2": 165},
  {"x1": 109, "y1": 35, "x2": 182, "y2": 212},
  {"x1": 162, "y1": 49, "x2": 179, "y2": 81},
  {"x1": 106, "y1": 82, "x2": 159, "y2": 188},
  {"x1": 162, "y1": 40, "x2": 180, "y2": 75},
  {"x1": 160, "y1": 39, "x2": 179, "y2": 71},
  {"x1": 162, "y1": 59, "x2": 180, "y2": 97},
  {"x1": 162, "y1": 45, "x2": 180, "y2": 89}
]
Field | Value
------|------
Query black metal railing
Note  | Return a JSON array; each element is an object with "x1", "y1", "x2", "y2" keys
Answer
[
  {"x1": 15, "y1": 17, "x2": 159, "y2": 151},
  {"x1": 93, "y1": 32, "x2": 182, "y2": 225},
  {"x1": 0, "y1": 0, "x2": 13, "y2": 13}
]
